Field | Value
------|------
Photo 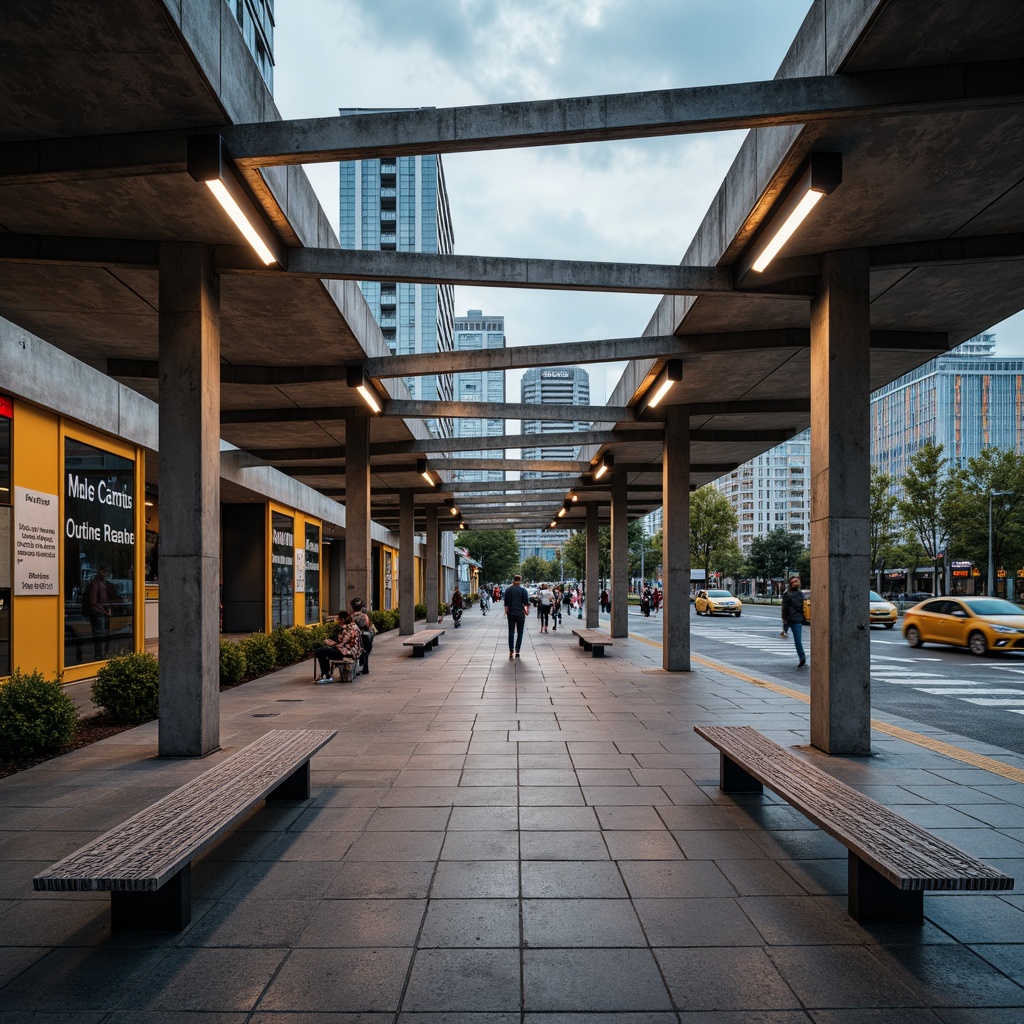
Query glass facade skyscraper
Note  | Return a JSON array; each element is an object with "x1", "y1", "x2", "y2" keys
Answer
[
  {"x1": 871, "y1": 333, "x2": 1024, "y2": 479},
  {"x1": 339, "y1": 116, "x2": 455, "y2": 433},
  {"x1": 518, "y1": 367, "x2": 591, "y2": 562},
  {"x1": 451, "y1": 310, "x2": 505, "y2": 483}
]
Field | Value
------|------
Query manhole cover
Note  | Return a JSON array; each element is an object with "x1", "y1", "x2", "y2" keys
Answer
[
  {"x1": 252, "y1": 713, "x2": 281, "y2": 718},
  {"x1": 276, "y1": 699, "x2": 304, "y2": 702}
]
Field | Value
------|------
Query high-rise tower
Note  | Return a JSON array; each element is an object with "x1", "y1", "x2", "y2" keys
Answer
[{"x1": 451, "y1": 310, "x2": 505, "y2": 482}]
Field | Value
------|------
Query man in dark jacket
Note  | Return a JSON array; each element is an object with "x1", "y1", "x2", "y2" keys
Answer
[
  {"x1": 503, "y1": 573, "x2": 530, "y2": 659},
  {"x1": 781, "y1": 575, "x2": 807, "y2": 667}
]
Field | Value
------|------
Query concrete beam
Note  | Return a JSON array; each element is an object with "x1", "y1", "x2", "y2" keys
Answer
[
  {"x1": 217, "y1": 60, "x2": 1024, "y2": 166},
  {"x1": 383, "y1": 399, "x2": 633, "y2": 422},
  {"x1": 369, "y1": 429, "x2": 661, "y2": 456},
  {"x1": 1, "y1": 60, "x2": 1019, "y2": 185},
  {"x1": 284, "y1": 248, "x2": 735, "y2": 297}
]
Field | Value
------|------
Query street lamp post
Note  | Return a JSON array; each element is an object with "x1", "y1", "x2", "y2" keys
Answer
[{"x1": 988, "y1": 490, "x2": 1011, "y2": 597}]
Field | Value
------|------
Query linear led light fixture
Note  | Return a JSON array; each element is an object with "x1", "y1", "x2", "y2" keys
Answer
[
  {"x1": 346, "y1": 365, "x2": 382, "y2": 414},
  {"x1": 593, "y1": 451, "x2": 614, "y2": 480},
  {"x1": 187, "y1": 135, "x2": 282, "y2": 266},
  {"x1": 740, "y1": 153, "x2": 842, "y2": 276},
  {"x1": 556, "y1": 500, "x2": 570, "y2": 518},
  {"x1": 416, "y1": 458, "x2": 440, "y2": 487},
  {"x1": 445, "y1": 498, "x2": 459, "y2": 516},
  {"x1": 637, "y1": 359, "x2": 683, "y2": 417},
  {"x1": 549, "y1": 520, "x2": 558, "y2": 529}
]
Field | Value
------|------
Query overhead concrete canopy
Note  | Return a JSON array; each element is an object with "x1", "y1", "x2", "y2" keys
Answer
[{"x1": 0, "y1": 0, "x2": 1022, "y2": 528}]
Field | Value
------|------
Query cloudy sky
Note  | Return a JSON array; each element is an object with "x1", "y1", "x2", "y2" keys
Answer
[{"x1": 273, "y1": 1, "x2": 1024, "y2": 403}]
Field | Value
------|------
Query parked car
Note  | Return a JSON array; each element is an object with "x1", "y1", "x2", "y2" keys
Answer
[
  {"x1": 902, "y1": 596, "x2": 1024, "y2": 656},
  {"x1": 694, "y1": 589, "x2": 742, "y2": 617}
]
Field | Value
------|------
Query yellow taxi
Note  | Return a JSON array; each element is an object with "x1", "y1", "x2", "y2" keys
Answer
[
  {"x1": 801, "y1": 590, "x2": 896, "y2": 628},
  {"x1": 694, "y1": 589, "x2": 742, "y2": 617},
  {"x1": 903, "y1": 596, "x2": 1024, "y2": 656}
]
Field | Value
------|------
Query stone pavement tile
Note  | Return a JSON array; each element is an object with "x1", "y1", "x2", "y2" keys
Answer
[
  {"x1": 740, "y1": 896, "x2": 865, "y2": 945},
  {"x1": 635, "y1": 896, "x2": 764, "y2": 946},
  {"x1": 447, "y1": 807, "x2": 518, "y2": 831},
  {"x1": 399, "y1": 1015, "x2": 517, "y2": 1024},
  {"x1": 430, "y1": 861, "x2": 519, "y2": 899},
  {"x1": 259, "y1": 829, "x2": 359, "y2": 861},
  {"x1": 951, "y1": 803, "x2": 1024, "y2": 828},
  {"x1": 662, "y1": 784, "x2": 718, "y2": 805},
  {"x1": 329, "y1": 771, "x2": 403, "y2": 788},
  {"x1": 344, "y1": 831, "x2": 444, "y2": 862},
  {"x1": 657, "y1": 804, "x2": 750, "y2": 831},
  {"x1": 902, "y1": 784, "x2": 1003, "y2": 804},
  {"x1": 463, "y1": 754, "x2": 518, "y2": 770},
  {"x1": 519, "y1": 807, "x2": 599, "y2": 831},
  {"x1": 969, "y1": 943, "x2": 1024, "y2": 985},
  {"x1": 117, "y1": 947, "x2": 288, "y2": 1012},
  {"x1": 739, "y1": 803, "x2": 818, "y2": 831},
  {"x1": 810, "y1": 1011, "x2": 942, "y2": 1024},
  {"x1": 0, "y1": 945, "x2": 50, "y2": 987},
  {"x1": 603, "y1": 830, "x2": 684, "y2": 860},
  {"x1": 524, "y1": 948, "x2": 672, "y2": 1012},
  {"x1": 460, "y1": 770, "x2": 518, "y2": 787},
  {"x1": 522, "y1": 898, "x2": 646, "y2": 947},
  {"x1": 316, "y1": 786, "x2": 390, "y2": 807},
  {"x1": 517, "y1": 742, "x2": 570, "y2": 754},
  {"x1": 767, "y1": 946, "x2": 922, "y2": 1009},
  {"x1": 615, "y1": 739, "x2": 669, "y2": 754},
  {"x1": 924, "y1": 894, "x2": 1024, "y2": 942},
  {"x1": 103, "y1": 1012, "x2": 252, "y2": 1023},
  {"x1": 296, "y1": 899, "x2": 426, "y2": 947},
  {"x1": 673, "y1": 829, "x2": 767, "y2": 860},
  {"x1": 619, "y1": 860, "x2": 737, "y2": 898},
  {"x1": 521, "y1": 831, "x2": 609, "y2": 861},
  {"x1": 655, "y1": 947, "x2": 801, "y2": 1011},
  {"x1": 526, "y1": 1014, "x2": 678, "y2": 1024},
  {"x1": 519, "y1": 787, "x2": 585, "y2": 806},
  {"x1": 752, "y1": 829, "x2": 847, "y2": 861},
  {"x1": 402, "y1": 949, "x2": 520, "y2": 1011},
  {"x1": 393, "y1": 770, "x2": 463, "y2": 788},
  {"x1": 179, "y1": 897, "x2": 316, "y2": 948},
  {"x1": 519, "y1": 770, "x2": 579, "y2": 787},
  {"x1": 193, "y1": 858, "x2": 262, "y2": 900},
  {"x1": 450, "y1": 787, "x2": 518, "y2": 807},
  {"x1": 328, "y1": 861, "x2": 435, "y2": 899},
  {"x1": 898, "y1": 805, "x2": 995, "y2": 829},
  {"x1": 413, "y1": 742, "x2": 471, "y2": 756},
  {"x1": 583, "y1": 786, "x2": 673, "y2": 806},
  {"x1": 0, "y1": 830, "x2": 108, "y2": 863},
  {"x1": 206, "y1": 829, "x2": 282, "y2": 863},
  {"x1": 929, "y1": 829, "x2": 1024, "y2": 859},
  {"x1": 519, "y1": 754, "x2": 573, "y2": 770},
  {"x1": 933, "y1": 1010, "x2": 1024, "y2": 1023},
  {"x1": 257, "y1": 948, "x2": 413, "y2": 1013},
  {"x1": 521, "y1": 861, "x2": 628, "y2": 899},
  {"x1": 571, "y1": 754, "x2": 640, "y2": 769},
  {"x1": 594, "y1": 806, "x2": 665, "y2": 830},
  {"x1": 365, "y1": 807, "x2": 452, "y2": 831},
  {"x1": 778, "y1": 859, "x2": 848, "y2": 896},
  {"x1": 576, "y1": 769, "x2": 638, "y2": 787},
  {"x1": 441, "y1": 831, "x2": 519, "y2": 861},
  {"x1": 0, "y1": 897, "x2": 117, "y2": 947},
  {"x1": 419, "y1": 898, "x2": 520, "y2": 947},
  {"x1": 226, "y1": 860, "x2": 342, "y2": 901},
  {"x1": 717, "y1": 859, "x2": 811, "y2": 896}
]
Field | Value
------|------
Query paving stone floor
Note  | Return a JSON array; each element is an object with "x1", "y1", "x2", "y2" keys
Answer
[{"x1": 2, "y1": 610, "x2": 1024, "y2": 1022}]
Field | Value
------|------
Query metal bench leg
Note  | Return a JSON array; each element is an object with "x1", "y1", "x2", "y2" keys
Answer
[
  {"x1": 268, "y1": 760, "x2": 311, "y2": 800},
  {"x1": 412, "y1": 646, "x2": 426, "y2": 657},
  {"x1": 110, "y1": 864, "x2": 191, "y2": 932},
  {"x1": 848, "y1": 853, "x2": 923, "y2": 923},
  {"x1": 592, "y1": 646, "x2": 605, "y2": 657},
  {"x1": 720, "y1": 753, "x2": 763, "y2": 793}
]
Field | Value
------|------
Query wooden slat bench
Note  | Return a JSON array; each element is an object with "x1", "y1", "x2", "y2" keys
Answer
[
  {"x1": 572, "y1": 627, "x2": 613, "y2": 657},
  {"x1": 34, "y1": 729, "x2": 336, "y2": 932},
  {"x1": 694, "y1": 725, "x2": 1013, "y2": 923},
  {"x1": 403, "y1": 628, "x2": 445, "y2": 657}
]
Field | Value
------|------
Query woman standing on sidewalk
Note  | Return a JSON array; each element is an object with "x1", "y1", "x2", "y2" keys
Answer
[{"x1": 781, "y1": 575, "x2": 808, "y2": 667}]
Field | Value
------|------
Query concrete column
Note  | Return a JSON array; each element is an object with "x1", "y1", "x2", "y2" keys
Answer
[
  {"x1": 663, "y1": 405, "x2": 690, "y2": 671},
  {"x1": 610, "y1": 468, "x2": 629, "y2": 637},
  {"x1": 344, "y1": 416, "x2": 372, "y2": 611},
  {"x1": 810, "y1": 249, "x2": 872, "y2": 755},
  {"x1": 327, "y1": 539, "x2": 343, "y2": 615},
  {"x1": 424, "y1": 505, "x2": 439, "y2": 624},
  {"x1": 157, "y1": 242, "x2": 220, "y2": 757},
  {"x1": 585, "y1": 503, "x2": 600, "y2": 627},
  {"x1": 399, "y1": 489, "x2": 415, "y2": 635}
]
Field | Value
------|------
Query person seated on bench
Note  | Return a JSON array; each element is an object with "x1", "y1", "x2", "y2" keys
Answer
[
  {"x1": 350, "y1": 597, "x2": 374, "y2": 676},
  {"x1": 314, "y1": 610, "x2": 362, "y2": 682}
]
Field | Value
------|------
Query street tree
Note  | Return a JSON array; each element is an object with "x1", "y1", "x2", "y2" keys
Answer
[
  {"x1": 689, "y1": 485, "x2": 739, "y2": 577},
  {"x1": 897, "y1": 441, "x2": 950, "y2": 594},
  {"x1": 746, "y1": 528, "x2": 805, "y2": 595},
  {"x1": 459, "y1": 529, "x2": 520, "y2": 584},
  {"x1": 518, "y1": 555, "x2": 558, "y2": 582},
  {"x1": 562, "y1": 530, "x2": 586, "y2": 581},
  {"x1": 870, "y1": 467, "x2": 899, "y2": 590}
]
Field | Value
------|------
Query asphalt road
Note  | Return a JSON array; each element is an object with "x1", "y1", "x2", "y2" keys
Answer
[{"x1": 618, "y1": 601, "x2": 1024, "y2": 756}]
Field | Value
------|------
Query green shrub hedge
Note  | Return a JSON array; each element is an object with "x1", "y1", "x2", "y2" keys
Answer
[
  {"x1": 369, "y1": 609, "x2": 399, "y2": 633},
  {"x1": 414, "y1": 603, "x2": 426, "y2": 620},
  {"x1": 219, "y1": 639, "x2": 246, "y2": 686},
  {"x1": 270, "y1": 627, "x2": 304, "y2": 667},
  {"x1": 0, "y1": 669, "x2": 78, "y2": 758},
  {"x1": 91, "y1": 652, "x2": 160, "y2": 724},
  {"x1": 238, "y1": 632, "x2": 275, "y2": 677}
]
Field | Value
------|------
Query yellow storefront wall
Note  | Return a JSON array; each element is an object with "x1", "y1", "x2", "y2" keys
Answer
[
  {"x1": 265, "y1": 502, "x2": 322, "y2": 632},
  {"x1": 10, "y1": 402, "x2": 144, "y2": 683}
]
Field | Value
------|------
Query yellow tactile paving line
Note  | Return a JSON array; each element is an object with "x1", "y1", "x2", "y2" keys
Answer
[{"x1": 630, "y1": 632, "x2": 1024, "y2": 785}]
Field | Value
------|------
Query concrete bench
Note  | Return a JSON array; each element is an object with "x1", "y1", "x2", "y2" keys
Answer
[
  {"x1": 572, "y1": 627, "x2": 613, "y2": 657},
  {"x1": 403, "y1": 628, "x2": 445, "y2": 657},
  {"x1": 695, "y1": 724, "x2": 1013, "y2": 923},
  {"x1": 33, "y1": 729, "x2": 336, "y2": 932}
]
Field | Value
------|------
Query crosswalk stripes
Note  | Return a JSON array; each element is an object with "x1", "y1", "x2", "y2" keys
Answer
[{"x1": 688, "y1": 621, "x2": 1024, "y2": 719}]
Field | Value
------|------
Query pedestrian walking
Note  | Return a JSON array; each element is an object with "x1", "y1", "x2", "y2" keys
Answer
[
  {"x1": 781, "y1": 575, "x2": 808, "y2": 667},
  {"x1": 551, "y1": 585, "x2": 562, "y2": 631},
  {"x1": 503, "y1": 573, "x2": 531, "y2": 658}
]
